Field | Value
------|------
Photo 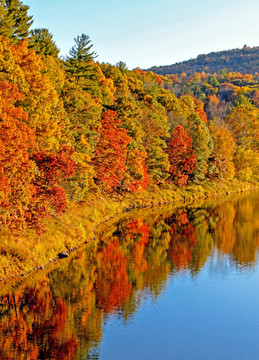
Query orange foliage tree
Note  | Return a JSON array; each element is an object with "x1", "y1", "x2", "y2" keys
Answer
[
  {"x1": 0, "y1": 80, "x2": 77, "y2": 231},
  {"x1": 0, "y1": 37, "x2": 64, "y2": 151},
  {"x1": 0, "y1": 81, "x2": 37, "y2": 229},
  {"x1": 168, "y1": 210, "x2": 197, "y2": 269},
  {"x1": 126, "y1": 219, "x2": 150, "y2": 273},
  {"x1": 167, "y1": 125, "x2": 197, "y2": 187},
  {"x1": 94, "y1": 238, "x2": 132, "y2": 312},
  {"x1": 193, "y1": 96, "x2": 207, "y2": 123},
  {"x1": 0, "y1": 288, "x2": 78, "y2": 360}
]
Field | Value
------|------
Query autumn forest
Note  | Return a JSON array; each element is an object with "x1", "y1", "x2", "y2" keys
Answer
[
  {"x1": 0, "y1": 0, "x2": 258, "y2": 236},
  {"x1": 1, "y1": 1, "x2": 259, "y2": 359}
]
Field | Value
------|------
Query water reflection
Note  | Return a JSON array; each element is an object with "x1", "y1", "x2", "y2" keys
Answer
[{"x1": 0, "y1": 191, "x2": 259, "y2": 359}]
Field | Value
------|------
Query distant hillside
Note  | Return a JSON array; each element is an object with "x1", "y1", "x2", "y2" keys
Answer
[{"x1": 148, "y1": 46, "x2": 259, "y2": 76}]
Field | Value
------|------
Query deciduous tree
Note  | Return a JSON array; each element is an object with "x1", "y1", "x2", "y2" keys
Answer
[
  {"x1": 93, "y1": 110, "x2": 131, "y2": 191},
  {"x1": 210, "y1": 124, "x2": 236, "y2": 180},
  {"x1": 0, "y1": 81, "x2": 37, "y2": 229},
  {"x1": 227, "y1": 102, "x2": 259, "y2": 150},
  {"x1": 188, "y1": 114, "x2": 213, "y2": 181},
  {"x1": 167, "y1": 125, "x2": 196, "y2": 187}
]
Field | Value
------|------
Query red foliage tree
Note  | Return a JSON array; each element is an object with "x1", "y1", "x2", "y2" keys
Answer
[
  {"x1": 156, "y1": 75, "x2": 163, "y2": 85},
  {"x1": 167, "y1": 125, "x2": 197, "y2": 187},
  {"x1": 93, "y1": 110, "x2": 131, "y2": 191},
  {"x1": 32, "y1": 146, "x2": 77, "y2": 215}
]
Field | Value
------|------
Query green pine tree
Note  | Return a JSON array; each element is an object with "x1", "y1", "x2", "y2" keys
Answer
[
  {"x1": 0, "y1": 0, "x2": 13, "y2": 38},
  {"x1": 65, "y1": 33, "x2": 97, "y2": 80},
  {"x1": 0, "y1": 0, "x2": 33, "y2": 42},
  {"x1": 29, "y1": 28, "x2": 59, "y2": 58},
  {"x1": 116, "y1": 61, "x2": 128, "y2": 74}
]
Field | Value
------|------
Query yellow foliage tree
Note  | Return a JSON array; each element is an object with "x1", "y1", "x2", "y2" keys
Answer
[{"x1": 211, "y1": 124, "x2": 236, "y2": 180}]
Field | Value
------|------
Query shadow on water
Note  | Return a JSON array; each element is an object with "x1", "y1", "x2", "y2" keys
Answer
[{"x1": 0, "y1": 191, "x2": 258, "y2": 359}]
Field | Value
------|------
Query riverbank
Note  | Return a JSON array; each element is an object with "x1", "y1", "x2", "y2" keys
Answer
[{"x1": 0, "y1": 178, "x2": 258, "y2": 279}]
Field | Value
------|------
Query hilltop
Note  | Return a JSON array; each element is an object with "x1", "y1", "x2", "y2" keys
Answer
[{"x1": 148, "y1": 46, "x2": 259, "y2": 76}]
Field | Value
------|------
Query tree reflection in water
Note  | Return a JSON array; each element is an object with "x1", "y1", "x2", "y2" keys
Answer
[{"x1": 0, "y1": 191, "x2": 258, "y2": 359}]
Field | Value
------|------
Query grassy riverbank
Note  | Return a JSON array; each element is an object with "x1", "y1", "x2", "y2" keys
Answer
[{"x1": 0, "y1": 179, "x2": 258, "y2": 279}]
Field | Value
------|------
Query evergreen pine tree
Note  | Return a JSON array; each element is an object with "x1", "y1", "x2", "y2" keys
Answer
[
  {"x1": 65, "y1": 33, "x2": 97, "y2": 80},
  {"x1": 116, "y1": 61, "x2": 128, "y2": 74},
  {"x1": 0, "y1": 0, "x2": 13, "y2": 38},
  {"x1": 0, "y1": 0, "x2": 33, "y2": 42},
  {"x1": 29, "y1": 28, "x2": 59, "y2": 58}
]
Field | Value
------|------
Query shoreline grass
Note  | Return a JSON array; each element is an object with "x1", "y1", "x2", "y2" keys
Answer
[{"x1": 0, "y1": 179, "x2": 258, "y2": 280}]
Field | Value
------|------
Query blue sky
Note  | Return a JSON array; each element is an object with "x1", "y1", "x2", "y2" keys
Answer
[{"x1": 25, "y1": 0, "x2": 259, "y2": 69}]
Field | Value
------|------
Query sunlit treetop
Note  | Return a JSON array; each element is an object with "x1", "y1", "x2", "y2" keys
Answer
[{"x1": 29, "y1": 28, "x2": 59, "y2": 58}]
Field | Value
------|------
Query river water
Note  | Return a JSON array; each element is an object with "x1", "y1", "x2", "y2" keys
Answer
[{"x1": 0, "y1": 191, "x2": 259, "y2": 359}]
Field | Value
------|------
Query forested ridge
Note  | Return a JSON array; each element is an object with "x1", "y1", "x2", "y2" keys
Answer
[
  {"x1": 0, "y1": 0, "x2": 258, "y2": 234},
  {"x1": 148, "y1": 46, "x2": 259, "y2": 76}
]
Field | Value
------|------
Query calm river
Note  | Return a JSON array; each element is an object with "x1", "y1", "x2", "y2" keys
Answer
[{"x1": 0, "y1": 191, "x2": 259, "y2": 359}]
